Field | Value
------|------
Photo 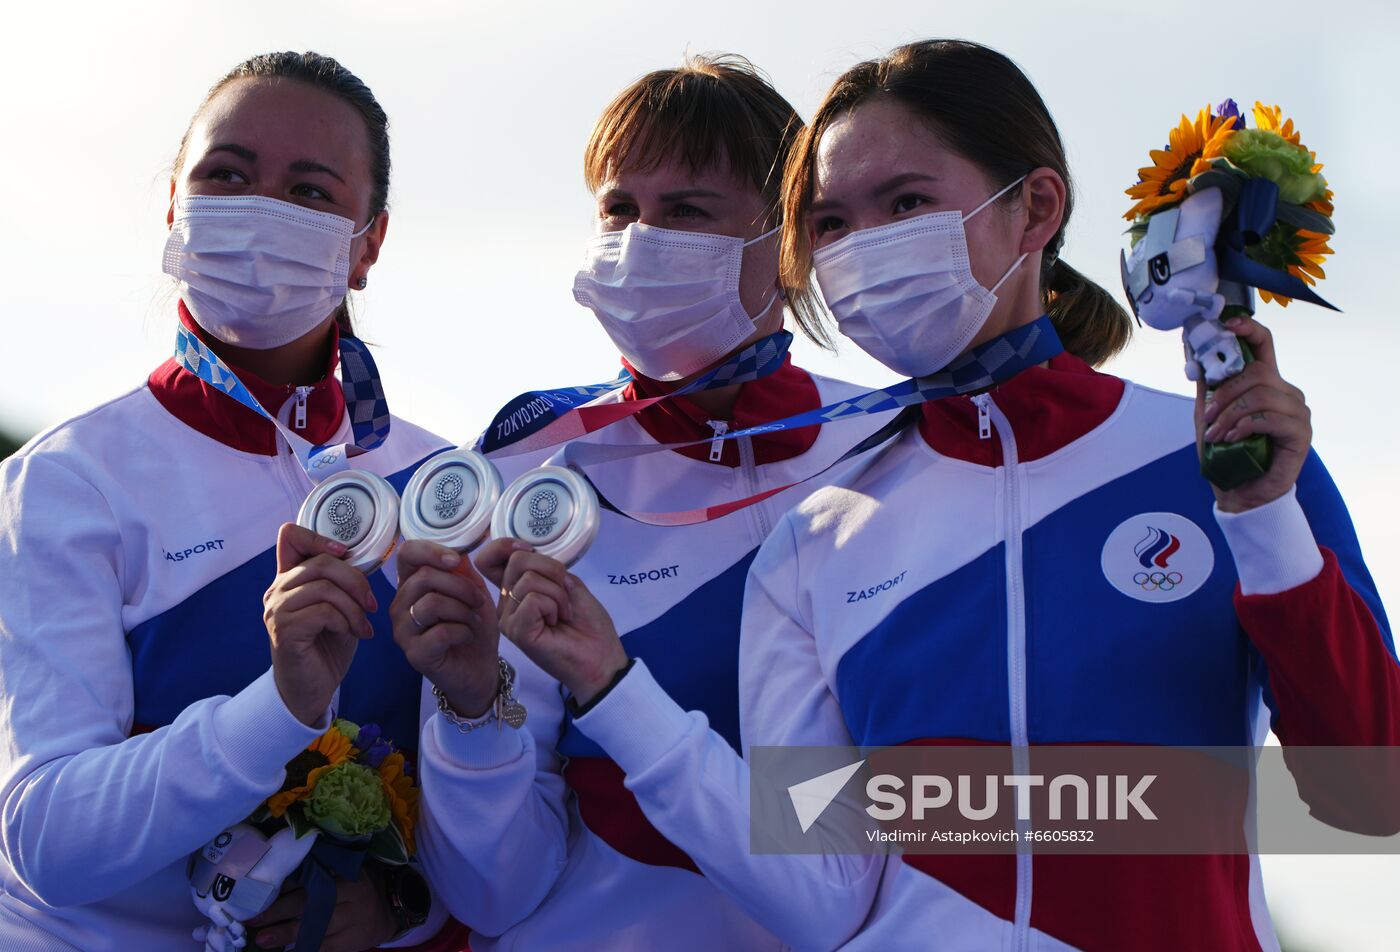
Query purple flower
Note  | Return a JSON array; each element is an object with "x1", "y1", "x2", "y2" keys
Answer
[
  {"x1": 1216, "y1": 99, "x2": 1243, "y2": 129},
  {"x1": 362, "y1": 739, "x2": 394, "y2": 769},
  {"x1": 355, "y1": 723, "x2": 383, "y2": 750}
]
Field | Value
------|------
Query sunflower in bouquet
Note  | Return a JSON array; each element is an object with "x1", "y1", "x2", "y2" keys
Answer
[
  {"x1": 1118, "y1": 100, "x2": 1338, "y2": 491},
  {"x1": 1123, "y1": 99, "x2": 1335, "y2": 309}
]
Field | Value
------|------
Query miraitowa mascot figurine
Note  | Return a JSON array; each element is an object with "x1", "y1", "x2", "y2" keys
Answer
[
  {"x1": 188, "y1": 824, "x2": 319, "y2": 951},
  {"x1": 1121, "y1": 100, "x2": 1337, "y2": 489}
]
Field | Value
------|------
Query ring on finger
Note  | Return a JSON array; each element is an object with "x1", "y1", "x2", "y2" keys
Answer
[
  {"x1": 505, "y1": 588, "x2": 523, "y2": 607},
  {"x1": 409, "y1": 601, "x2": 428, "y2": 630}
]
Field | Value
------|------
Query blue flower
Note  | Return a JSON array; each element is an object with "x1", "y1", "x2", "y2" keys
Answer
[
  {"x1": 362, "y1": 739, "x2": 394, "y2": 769},
  {"x1": 1216, "y1": 99, "x2": 1244, "y2": 129},
  {"x1": 355, "y1": 723, "x2": 382, "y2": 750}
]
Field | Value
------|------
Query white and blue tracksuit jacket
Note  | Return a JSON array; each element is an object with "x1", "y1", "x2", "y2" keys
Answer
[
  {"x1": 0, "y1": 310, "x2": 464, "y2": 951},
  {"x1": 540, "y1": 352, "x2": 1396, "y2": 952},
  {"x1": 415, "y1": 356, "x2": 905, "y2": 951}
]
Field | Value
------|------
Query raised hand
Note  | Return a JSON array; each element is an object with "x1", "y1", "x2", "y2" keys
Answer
[
  {"x1": 263, "y1": 523, "x2": 378, "y2": 727},
  {"x1": 1198, "y1": 315, "x2": 1313, "y2": 513},
  {"x1": 474, "y1": 538, "x2": 628, "y2": 707},
  {"x1": 390, "y1": 541, "x2": 501, "y2": 718}
]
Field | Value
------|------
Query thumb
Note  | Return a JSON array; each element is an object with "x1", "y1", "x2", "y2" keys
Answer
[
  {"x1": 275, "y1": 522, "x2": 346, "y2": 573},
  {"x1": 475, "y1": 537, "x2": 530, "y2": 588}
]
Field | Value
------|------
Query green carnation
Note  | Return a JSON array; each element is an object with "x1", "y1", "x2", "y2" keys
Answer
[
  {"x1": 1221, "y1": 129, "x2": 1326, "y2": 205},
  {"x1": 305, "y1": 762, "x2": 390, "y2": 837},
  {"x1": 332, "y1": 719, "x2": 360, "y2": 744}
]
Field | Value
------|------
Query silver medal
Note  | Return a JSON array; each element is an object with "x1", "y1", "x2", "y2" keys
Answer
[
  {"x1": 399, "y1": 448, "x2": 503, "y2": 552},
  {"x1": 490, "y1": 466, "x2": 600, "y2": 567},
  {"x1": 296, "y1": 470, "x2": 401, "y2": 573}
]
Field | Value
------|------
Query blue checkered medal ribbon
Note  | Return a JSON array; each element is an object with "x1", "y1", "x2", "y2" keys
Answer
[
  {"x1": 562, "y1": 315, "x2": 1065, "y2": 526},
  {"x1": 478, "y1": 330, "x2": 793, "y2": 456},
  {"x1": 172, "y1": 325, "x2": 391, "y2": 481}
]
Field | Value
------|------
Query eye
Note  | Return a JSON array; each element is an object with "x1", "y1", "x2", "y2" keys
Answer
[
  {"x1": 604, "y1": 201, "x2": 639, "y2": 219},
  {"x1": 892, "y1": 194, "x2": 926, "y2": 215},
  {"x1": 814, "y1": 215, "x2": 846, "y2": 235},
  {"x1": 670, "y1": 203, "x2": 706, "y2": 220},
  {"x1": 291, "y1": 183, "x2": 333, "y2": 202},
  {"x1": 207, "y1": 167, "x2": 249, "y2": 185}
]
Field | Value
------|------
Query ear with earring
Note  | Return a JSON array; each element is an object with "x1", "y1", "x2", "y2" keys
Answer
[{"x1": 355, "y1": 276, "x2": 368, "y2": 290}]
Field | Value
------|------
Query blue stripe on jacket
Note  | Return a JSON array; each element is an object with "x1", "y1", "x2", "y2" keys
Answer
[{"x1": 127, "y1": 454, "x2": 443, "y2": 752}]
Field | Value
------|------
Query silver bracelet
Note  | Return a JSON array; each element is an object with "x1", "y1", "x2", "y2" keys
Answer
[{"x1": 433, "y1": 658, "x2": 527, "y2": 733}]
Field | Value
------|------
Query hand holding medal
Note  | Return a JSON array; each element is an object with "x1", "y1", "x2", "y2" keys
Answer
[{"x1": 1120, "y1": 100, "x2": 1337, "y2": 492}]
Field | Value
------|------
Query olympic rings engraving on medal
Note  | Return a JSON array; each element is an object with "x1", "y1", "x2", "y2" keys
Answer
[
  {"x1": 326, "y1": 494, "x2": 363, "y2": 542},
  {"x1": 527, "y1": 489, "x2": 560, "y2": 538},
  {"x1": 434, "y1": 472, "x2": 465, "y2": 520}
]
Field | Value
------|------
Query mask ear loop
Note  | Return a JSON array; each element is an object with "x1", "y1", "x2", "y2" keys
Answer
[
  {"x1": 963, "y1": 175, "x2": 1031, "y2": 295},
  {"x1": 962, "y1": 175, "x2": 1028, "y2": 223},
  {"x1": 350, "y1": 212, "x2": 378, "y2": 240},
  {"x1": 739, "y1": 222, "x2": 784, "y2": 319},
  {"x1": 742, "y1": 223, "x2": 782, "y2": 247},
  {"x1": 989, "y1": 253, "x2": 1030, "y2": 295}
]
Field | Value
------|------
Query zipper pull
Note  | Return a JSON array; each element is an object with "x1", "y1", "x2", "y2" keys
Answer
[
  {"x1": 707, "y1": 420, "x2": 730, "y2": 462},
  {"x1": 971, "y1": 393, "x2": 992, "y2": 441},
  {"x1": 293, "y1": 386, "x2": 313, "y2": 430}
]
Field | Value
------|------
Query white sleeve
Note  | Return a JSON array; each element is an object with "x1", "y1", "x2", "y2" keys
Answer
[
  {"x1": 572, "y1": 518, "x2": 888, "y2": 952},
  {"x1": 0, "y1": 453, "x2": 325, "y2": 908},
  {"x1": 414, "y1": 640, "x2": 571, "y2": 937}
]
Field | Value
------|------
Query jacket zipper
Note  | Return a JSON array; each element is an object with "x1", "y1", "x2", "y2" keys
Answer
[
  {"x1": 707, "y1": 419, "x2": 730, "y2": 463},
  {"x1": 735, "y1": 432, "x2": 769, "y2": 541},
  {"x1": 985, "y1": 395, "x2": 1033, "y2": 951},
  {"x1": 971, "y1": 393, "x2": 992, "y2": 440},
  {"x1": 293, "y1": 386, "x2": 314, "y2": 430}
]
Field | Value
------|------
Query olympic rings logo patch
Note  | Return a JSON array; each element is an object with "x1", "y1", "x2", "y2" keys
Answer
[
  {"x1": 1132, "y1": 570, "x2": 1184, "y2": 591},
  {"x1": 1101, "y1": 512, "x2": 1214, "y2": 604}
]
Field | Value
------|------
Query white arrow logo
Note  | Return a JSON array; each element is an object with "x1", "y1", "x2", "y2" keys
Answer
[{"x1": 787, "y1": 760, "x2": 865, "y2": 834}]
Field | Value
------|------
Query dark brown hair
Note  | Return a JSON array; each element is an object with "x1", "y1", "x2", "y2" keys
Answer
[
  {"x1": 781, "y1": 39, "x2": 1131, "y2": 365},
  {"x1": 175, "y1": 51, "x2": 390, "y2": 337},
  {"x1": 584, "y1": 54, "x2": 826, "y2": 345}
]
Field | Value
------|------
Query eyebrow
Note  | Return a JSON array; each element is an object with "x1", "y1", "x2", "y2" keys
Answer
[
  {"x1": 208, "y1": 143, "x2": 257, "y2": 162},
  {"x1": 290, "y1": 159, "x2": 346, "y2": 184},
  {"x1": 204, "y1": 145, "x2": 345, "y2": 184},
  {"x1": 810, "y1": 172, "x2": 940, "y2": 214},
  {"x1": 872, "y1": 172, "x2": 939, "y2": 195},
  {"x1": 658, "y1": 188, "x2": 725, "y2": 202}
]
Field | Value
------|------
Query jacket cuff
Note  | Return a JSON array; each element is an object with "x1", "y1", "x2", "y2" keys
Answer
[
  {"x1": 427, "y1": 708, "x2": 527, "y2": 770},
  {"x1": 212, "y1": 668, "x2": 327, "y2": 788},
  {"x1": 573, "y1": 658, "x2": 693, "y2": 777},
  {"x1": 1215, "y1": 486, "x2": 1325, "y2": 596}
]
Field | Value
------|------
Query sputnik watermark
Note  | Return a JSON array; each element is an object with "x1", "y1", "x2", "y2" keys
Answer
[
  {"x1": 753, "y1": 745, "x2": 1400, "y2": 855},
  {"x1": 788, "y1": 759, "x2": 1155, "y2": 833},
  {"x1": 866, "y1": 771, "x2": 1157, "y2": 822}
]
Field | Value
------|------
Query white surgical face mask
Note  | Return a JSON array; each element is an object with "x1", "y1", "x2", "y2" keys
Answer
[
  {"x1": 163, "y1": 194, "x2": 373, "y2": 350},
  {"x1": 813, "y1": 177, "x2": 1028, "y2": 378},
  {"x1": 572, "y1": 222, "x2": 780, "y2": 381}
]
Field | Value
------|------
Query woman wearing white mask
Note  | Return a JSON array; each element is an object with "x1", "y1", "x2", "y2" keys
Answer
[
  {"x1": 736, "y1": 39, "x2": 1390, "y2": 951},
  {"x1": 0, "y1": 52, "x2": 463, "y2": 951},
  {"x1": 395, "y1": 56, "x2": 897, "y2": 951}
]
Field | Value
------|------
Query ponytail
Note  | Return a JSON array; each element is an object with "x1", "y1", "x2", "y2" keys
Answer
[{"x1": 1042, "y1": 257, "x2": 1133, "y2": 367}]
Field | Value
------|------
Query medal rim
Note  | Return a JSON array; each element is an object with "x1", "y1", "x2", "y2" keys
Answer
[
  {"x1": 490, "y1": 465, "x2": 600, "y2": 567},
  {"x1": 398, "y1": 448, "x2": 503, "y2": 552},
  {"x1": 296, "y1": 469, "x2": 401, "y2": 573}
]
